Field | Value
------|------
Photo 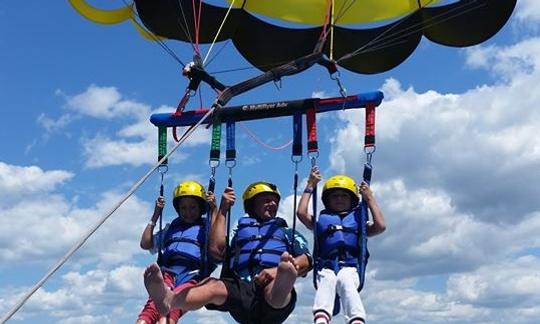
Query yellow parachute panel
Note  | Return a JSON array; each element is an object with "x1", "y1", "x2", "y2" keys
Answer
[
  {"x1": 228, "y1": 0, "x2": 440, "y2": 25},
  {"x1": 69, "y1": 0, "x2": 133, "y2": 24},
  {"x1": 69, "y1": 0, "x2": 163, "y2": 41}
]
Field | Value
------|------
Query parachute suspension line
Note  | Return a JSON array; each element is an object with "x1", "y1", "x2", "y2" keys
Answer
[
  {"x1": 118, "y1": 0, "x2": 185, "y2": 67},
  {"x1": 356, "y1": 0, "x2": 479, "y2": 56},
  {"x1": 291, "y1": 113, "x2": 303, "y2": 253},
  {"x1": 337, "y1": 0, "x2": 476, "y2": 62},
  {"x1": 330, "y1": 0, "x2": 335, "y2": 61},
  {"x1": 239, "y1": 122, "x2": 293, "y2": 151},
  {"x1": 192, "y1": 0, "x2": 203, "y2": 55},
  {"x1": 334, "y1": 0, "x2": 357, "y2": 24},
  {"x1": 315, "y1": 0, "x2": 334, "y2": 54},
  {"x1": 173, "y1": 0, "x2": 196, "y2": 51},
  {"x1": 203, "y1": 0, "x2": 237, "y2": 66},
  {"x1": 204, "y1": 40, "x2": 232, "y2": 70},
  {"x1": 0, "y1": 107, "x2": 217, "y2": 324}
]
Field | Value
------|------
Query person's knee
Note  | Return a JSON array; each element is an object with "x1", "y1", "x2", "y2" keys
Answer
[{"x1": 202, "y1": 278, "x2": 228, "y2": 304}]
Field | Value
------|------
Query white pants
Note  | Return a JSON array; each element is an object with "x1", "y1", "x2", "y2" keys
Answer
[{"x1": 313, "y1": 267, "x2": 366, "y2": 323}]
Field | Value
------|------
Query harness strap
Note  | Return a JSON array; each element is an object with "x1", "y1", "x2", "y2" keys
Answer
[
  {"x1": 164, "y1": 237, "x2": 201, "y2": 247},
  {"x1": 319, "y1": 224, "x2": 359, "y2": 236},
  {"x1": 292, "y1": 113, "x2": 303, "y2": 157},
  {"x1": 202, "y1": 176, "x2": 216, "y2": 277},
  {"x1": 235, "y1": 234, "x2": 289, "y2": 245},
  {"x1": 364, "y1": 103, "x2": 376, "y2": 150},
  {"x1": 226, "y1": 121, "x2": 236, "y2": 165},
  {"x1": 291, "y1": 112, "x2": 303, "y2": 254},
  {"x1": 210, "y1": 117, "x2": 221, "y2": 163},
  {"x1": 306, "y1": 104, "x2": 319, "y2": 153}
]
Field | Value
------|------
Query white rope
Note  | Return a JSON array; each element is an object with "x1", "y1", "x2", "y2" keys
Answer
[{"x1": 1, "y1": 107, "x2": 217, "y2": 323}]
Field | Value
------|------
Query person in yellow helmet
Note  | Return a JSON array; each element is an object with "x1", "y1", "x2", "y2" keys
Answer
[
  {"x1": 137, "y1": 180, "x2": 218, "y2": 324},
  {"x1": 143, "y1": 181, "x2": 312, "y2": 324},
  {"x1": 297, "y1": 167, "x2": 386, "y2": 324}
]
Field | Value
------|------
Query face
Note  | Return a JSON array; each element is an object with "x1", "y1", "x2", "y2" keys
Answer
[
  {"x1": 177, "y1": 197, "x2": 201, "y2": 223},
  {"x1": 251, "y1": 192, "x2": 279, "y2": 221},
  {"x1": 327, "y1": 189, "x2": 352, "y2": 213}
]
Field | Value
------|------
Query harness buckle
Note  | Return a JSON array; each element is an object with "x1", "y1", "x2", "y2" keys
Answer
[{"x1": 329, "y1": 224, "x2": 343, "y2": 232}]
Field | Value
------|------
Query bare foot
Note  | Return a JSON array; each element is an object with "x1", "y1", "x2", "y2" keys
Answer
[
  {"x1": 144, "y1": 263, "x2": 172, "y2": 315},
  {"x1": 267, "y1": 252, "x2": 298, "y2": 308}
]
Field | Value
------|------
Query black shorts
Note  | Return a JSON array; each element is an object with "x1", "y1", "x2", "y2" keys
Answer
[{"x1": 206, "y1": 275, "x2": 297, "y2": 324}]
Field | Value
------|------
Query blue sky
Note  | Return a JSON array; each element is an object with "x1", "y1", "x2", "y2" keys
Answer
[{"x1": 2, "y1": 1, "x2": 540, "y2": 323}]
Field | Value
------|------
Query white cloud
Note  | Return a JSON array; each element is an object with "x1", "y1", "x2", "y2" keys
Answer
[
  {"x1": 515, "y1": 0, "x2": 540, "y2": 24},
  {"x1": 0, "y1": 162, "x2": 73, "y2": 205},
  {"x1": 63, "y1": 85, "x2": 149, "y2": 120},
  {"x1": 312, "y1": 34, "x2": 540, "y2": 322}
]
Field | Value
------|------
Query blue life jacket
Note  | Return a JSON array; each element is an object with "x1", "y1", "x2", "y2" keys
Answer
[
  {"x1": 230, "y1": 216, "x2": 289, "y2": 276},
  {"x1": 160, "y1": 217, "x2": 207, "y2": 285},
  {"x1": 316, "y1": 207, "x2": 367, "y2": 272}
]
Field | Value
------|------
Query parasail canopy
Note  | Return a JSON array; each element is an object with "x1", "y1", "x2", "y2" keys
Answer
[{"x1": 132, "y1": 0, "x2": 516, "y2": 74}]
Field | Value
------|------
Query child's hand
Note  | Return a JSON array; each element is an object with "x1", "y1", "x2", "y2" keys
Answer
[
  {"x1": 254, "y1": 267, "x2": 277, "y2": 286},
  {"x1": 206, "y1": 191, "x2": 217, "y2": 209},
  {"x1": 155, "y1": 196, "x2": 165, "y2": 209},
  {"x1": 220, "y1": 187, "x2": 236, "y2": 209},
  {"x1": 358, "y1": 182, "x2": 374, "y2": 201},
  {"x1": 308, "y1": 166, "x2": 322, "y2": 187}
]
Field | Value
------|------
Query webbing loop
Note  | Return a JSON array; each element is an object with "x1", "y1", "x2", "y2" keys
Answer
[
  {"x1": 158, "y1": 126, "x2": 168, "y2": 165},
  {"x1": 292, "y1": 113, "x2": 303, "y2": 163},
  {"x1": 364, "y1": 103, "x2": 376, "y2": 149},
  {"x1": 209, "y1": 117, "x2": 222, "y2": 167},
  {"x1": 226, "y1": 121, "x2": 237, "y2": 168},
  {"x1": 306, "y1": 105, "x2": 319, "y2": 154}
]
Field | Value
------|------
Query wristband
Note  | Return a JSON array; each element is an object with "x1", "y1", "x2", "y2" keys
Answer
[
  {"x1": 303, "y1": 188, "x2": 313, "y2": 194},
  {"x1": 148, "y1": 221, "x2": 156, "y2": 227}
]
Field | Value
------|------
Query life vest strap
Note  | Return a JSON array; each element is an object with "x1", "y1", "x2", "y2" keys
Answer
[{"x1": 164, "y1": 237, "x2": 201, "y2": 247}]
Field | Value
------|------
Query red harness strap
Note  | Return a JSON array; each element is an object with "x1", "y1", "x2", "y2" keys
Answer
[
  {"x1": 306, "y1": 102, "x2": 319, "y2": 153},
  {"x1": 364, "y1": 102, "x2": 376, "y2": 149}
]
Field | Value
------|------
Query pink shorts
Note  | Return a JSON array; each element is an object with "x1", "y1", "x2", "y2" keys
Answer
[{"x1": 137, "y1": 271, "x2": 197, "y2": 323}]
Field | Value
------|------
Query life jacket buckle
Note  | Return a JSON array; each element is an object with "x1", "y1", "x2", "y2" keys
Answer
[{"x1": 329, "y1": 224, "x2": 343, "y2": 232}]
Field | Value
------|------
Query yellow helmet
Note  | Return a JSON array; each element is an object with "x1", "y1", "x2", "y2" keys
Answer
[
  {"x1": 322, "y1": 175, "x2": 359, "y2": 208},
  {"x1": 242, "y1": 181, "x2": 280, "y2": 214},
  {"x1": 172, "y1": 180, "x2": 206, "y2": 215}
]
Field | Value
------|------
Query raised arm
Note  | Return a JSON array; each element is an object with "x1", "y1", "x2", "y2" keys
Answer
[
  {"x1": 208, "y1": 187, "x2": 235, "y2": 260},
  {"x1": 296, "y1": 166, "x2": 321, "y2": 230},
  {"x1": 359, "y1": 182, "x2": 386, "y2": 237},
  {"x1": 140, "y1": 196, "x2": 164, "y2": 250}
]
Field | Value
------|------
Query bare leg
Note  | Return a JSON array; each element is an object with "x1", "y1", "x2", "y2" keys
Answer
[
  {"x1": 265, "y1": 252, "x2": 298, "y2": 309},
  {"x1": 168, "y1": 277, "x2": 228, "y2": 311},
  {"x1": 144, "y1": 263, "x2": 173, "y2": 315}
]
